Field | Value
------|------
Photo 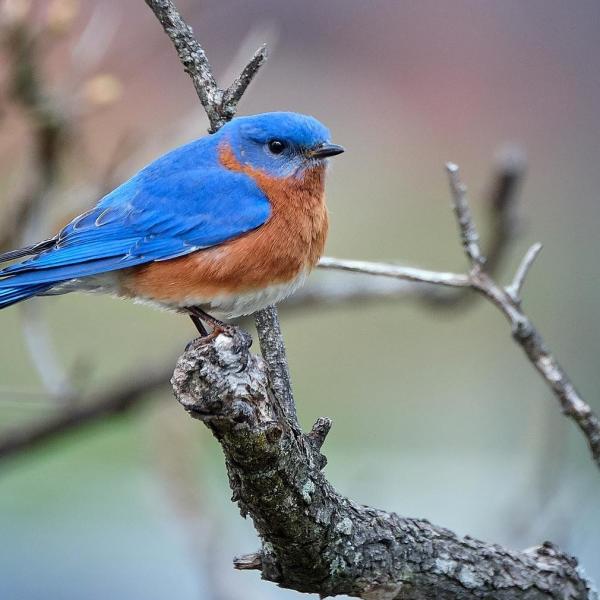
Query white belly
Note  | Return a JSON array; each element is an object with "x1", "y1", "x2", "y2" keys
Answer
[
  {"x1": 184, "y1": 270, "x2": 309, "y2": 319},
  {"x1": 47, "y1": 270, "x2": 309, "y2": 320}
]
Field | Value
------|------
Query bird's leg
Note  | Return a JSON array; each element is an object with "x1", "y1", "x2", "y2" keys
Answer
[
  {"x1": 186, "y1": 306, "x2": 235, "y2": 339},
  {"x1": 189, "y1": 313, "x2": 209, "y2": 336}
]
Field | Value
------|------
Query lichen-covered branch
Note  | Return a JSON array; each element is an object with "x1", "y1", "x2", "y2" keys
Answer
[{"x1": 172, "y1": 331, "x2": 596, "y2": 599}]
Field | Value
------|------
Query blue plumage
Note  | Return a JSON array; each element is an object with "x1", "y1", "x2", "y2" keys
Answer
[
  {"x1": 0, "y1": 112, "x2": 341, "y2": 310},
  {"x1": 0, "y1": 166, "x2": 270, "y2": 300}
]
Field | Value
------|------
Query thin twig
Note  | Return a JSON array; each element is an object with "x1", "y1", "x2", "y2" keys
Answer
[
  {"x1": 318, "y1": 256, "x2": 470, "y2": 287},
  {"x1": 221, "y1": 43, "x2": 268, "y2": 116},
  {"x1": 144, "y1": 0, "x2": 266, "y2": 133},
  {"x1": 322, "y1": 168, "x2": 600, "y2": 469},
  {"x1": 446, "y1": 162, "x2": 484, "y2": 266},
  {"x1": 506, "y1": 242, "x2": 543, "y2": 303},
  {"x1": 423, "y1": 147, "x2": 526, "y2": 308},
  {"x1": 254, "y1": 305, "x2": 298, "y2": 428}
]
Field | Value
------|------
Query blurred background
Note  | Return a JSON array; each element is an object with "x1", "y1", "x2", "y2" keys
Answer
[{"x1": 0, "y1": 1, "x2": 599, "y2": 598}]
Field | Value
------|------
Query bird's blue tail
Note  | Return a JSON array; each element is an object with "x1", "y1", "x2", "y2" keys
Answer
[
  {"x1": 0, "y1": 240, "x2": 57, "y2": 309},
  {"x1": 0, "y1": 283, "x2": 53, "y2": 309}
]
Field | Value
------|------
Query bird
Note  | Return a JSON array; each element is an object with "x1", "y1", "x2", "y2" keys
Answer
[{"x1": 0, "y1": 111, "x2": 344, "y2": 335}]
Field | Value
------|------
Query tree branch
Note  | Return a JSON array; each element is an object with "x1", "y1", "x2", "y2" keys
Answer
[
  {"x1": 143, "y1": 0, "x2": 598, "y2": 596},
  {"x1": 318, "y1": 256, "x2": 470, "y2": 288},
  {"x1": 254, "y1": 304, "x2": 299, "y2": 429},
  {"x1": 172, "y1": 331, "x2": 596, "y2": 599},
  {"x1": 318, "y1": 169, "x2": 600, "y2": 470},
  {"x1": 144, "y1": 0, "x2": 266, "y2": 133}
]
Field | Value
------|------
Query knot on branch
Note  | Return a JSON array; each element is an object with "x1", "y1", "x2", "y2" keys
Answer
[
  {"x1": 307, "y1": 416, "x2": 332, "y2": 469},
  {"x1": 172, "y1": 328, "x2": 269, "y2": 424},
  {"x1": 171, "y1": 327, "x2": 315, "y2": 477}
]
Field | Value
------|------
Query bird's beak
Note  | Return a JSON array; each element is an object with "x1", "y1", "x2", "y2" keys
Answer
[{"x1": 309, "y1": 143, "x2": 345, "y2": 159}]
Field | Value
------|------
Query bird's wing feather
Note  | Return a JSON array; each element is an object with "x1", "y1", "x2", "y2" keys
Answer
[{"x1": 0, "y1": 168, "x2": 271, "y2": 287}]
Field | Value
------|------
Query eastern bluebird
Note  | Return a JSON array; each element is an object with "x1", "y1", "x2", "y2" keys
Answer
[{"x1": 0, "y1": 112, "x2": 343, "y2": 333}]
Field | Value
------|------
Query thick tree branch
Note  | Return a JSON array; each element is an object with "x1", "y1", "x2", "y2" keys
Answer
[{"x1": 172, "y1": 331, "x2": 596, "y2": 599}]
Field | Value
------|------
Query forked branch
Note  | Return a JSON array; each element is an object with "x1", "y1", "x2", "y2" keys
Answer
[{"x1": 320, "y1": 166, "x2": 600, "y2": 469}]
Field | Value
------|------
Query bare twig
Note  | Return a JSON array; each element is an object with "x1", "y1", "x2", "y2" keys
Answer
[
  {"x1": 321, "y1": 168, "x2": 600, "y2": 469},
  {"x1": 0, "y1": 364, "x2": 171, "y2": 461},
  {"x1": 144, "y1": 0, "x2": 266, "y2": 133},
  {"x1": 221, "y1": 43, "x2": 268, "y2": 112},
  {"x1": 507, "y1": 242, "x2": 543, "y2": 303},
  {"x1": 446, "y1": 162, "x2": 485, "y2": 266},
  {"x1": 318, "y1": 256, "x2": 470, "y2": 287},
  {"x1": 446, "y1": 166, "x2": 600, "y2": 467},
  {"x1": 420, "y1": 147, "x2": 526, "y2": 308},
  {"x1": 254, "y1": 305, "x2": 299, "y2": 428}
]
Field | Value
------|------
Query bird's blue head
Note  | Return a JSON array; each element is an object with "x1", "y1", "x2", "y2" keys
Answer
[{"x1": 218, "y1": 112, "x2": 344, "y2": 179}]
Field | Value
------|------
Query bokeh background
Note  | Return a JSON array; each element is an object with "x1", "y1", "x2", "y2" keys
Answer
[{"x1": 1, "y1": 1, "x2": 599, "y2": 598}]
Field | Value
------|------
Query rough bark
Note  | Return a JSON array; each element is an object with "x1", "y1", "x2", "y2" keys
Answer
[{"x1": 171, "y1": 330, "x2": 596, "y2": 600}]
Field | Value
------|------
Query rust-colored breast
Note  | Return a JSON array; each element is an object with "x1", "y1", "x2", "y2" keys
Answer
[{"x1": 123, "y1": 144, "x2": 328, "y2": 303}]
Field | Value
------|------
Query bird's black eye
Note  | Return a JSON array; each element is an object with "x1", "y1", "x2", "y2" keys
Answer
[{"x1": 268, "y1": 139, "x2": 286, "y2": 154}]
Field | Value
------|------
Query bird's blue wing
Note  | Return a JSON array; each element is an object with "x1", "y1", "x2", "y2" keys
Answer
[{"x1": 0, "y1": 168, "x2": 271, "y2": 287}]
